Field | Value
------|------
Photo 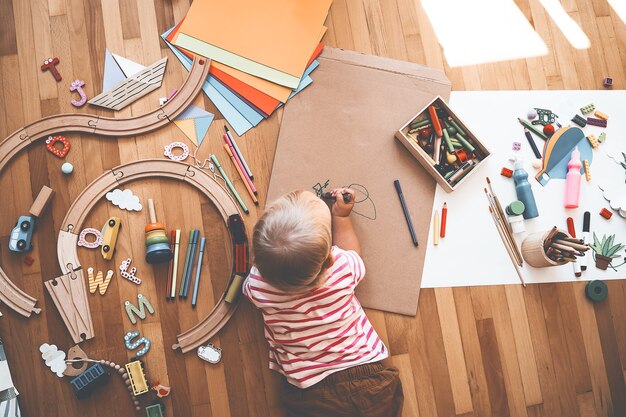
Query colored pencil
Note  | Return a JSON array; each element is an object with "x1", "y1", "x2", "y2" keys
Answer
[
  {"x1": 191, "y1": 237, "x2": 206, "y2": 308},
  {"x1": 210, "y1": 154, "x2": 249, "y2": 214},
  {"x1": 440, "y1": 202, "x2": 447, "y2": 238},
  {"x1": 166, "y1": 229, "x2": 175, "y2": 299},
  {"x1": 223, "y1": 134, "x2": 257, "y2": 195},
  {"x1": 224, "y1": 125, "x2": 253, "y2": 179},
  {"x1": 223, "y1": 143, "x2": 258, "y2": 205},
  {"x1": 523, "y1": 127, "x2": 542, "y2": 159},
  {"x1": 170, "y1": 230, "x2": 181, "y2": 299}
]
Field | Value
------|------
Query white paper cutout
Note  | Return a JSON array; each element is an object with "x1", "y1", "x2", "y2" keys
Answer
[{"x1": 106, "y1": 189, "x2": 142, "y2": 211}]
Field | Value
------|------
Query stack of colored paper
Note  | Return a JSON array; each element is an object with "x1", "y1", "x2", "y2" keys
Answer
[{"x1": 160, "y1": 0, "x2": 331, "y2": 136}]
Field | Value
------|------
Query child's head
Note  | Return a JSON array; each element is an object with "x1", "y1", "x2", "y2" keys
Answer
[{"x1": 253, "y1": 190, "x2": 332, "y2": 291}]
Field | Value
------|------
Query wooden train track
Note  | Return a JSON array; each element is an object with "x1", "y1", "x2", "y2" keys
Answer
[
  {"x1": 0, "y1": 57, "x2": 209, "y2": 317},
  {"x1": 54, "y1": 159, "x2": 246, "y2": 350}
]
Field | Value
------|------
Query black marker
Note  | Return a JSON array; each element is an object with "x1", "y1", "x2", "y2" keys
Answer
[
  {"x1": 393, "y1": 180, "x2": 418, "y2": 247},
  {"x1": 321, "y1": 192, "x2": 352, "y2": 204},
  {"x1": 581, "y1": 211, "x2": 590, "y2": 271}
]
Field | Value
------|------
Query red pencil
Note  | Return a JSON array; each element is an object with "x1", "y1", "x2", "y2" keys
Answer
[{"x1": 440, "y1": 202, "x2": 447, "y2": 238}]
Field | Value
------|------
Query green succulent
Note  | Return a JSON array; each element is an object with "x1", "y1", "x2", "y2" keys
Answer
[
  {"x1": 621, "y1": 152, "x2": 626, "y2": 171},
  {"x1": 590, "y1": 233, "x2": 625, "y2": 259}
]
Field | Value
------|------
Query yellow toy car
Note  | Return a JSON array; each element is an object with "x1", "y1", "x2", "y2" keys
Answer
[{"x1": 100, "y1": 217, "x2": 121, "y2": 260}]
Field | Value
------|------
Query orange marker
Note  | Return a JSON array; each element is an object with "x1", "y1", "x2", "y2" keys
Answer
[
  {"x1": 440, "y1": 202, "x2": 447, "y2": 238},
  {"x1": 428, "y1": 105, "x2": 443, "y2": 137}
]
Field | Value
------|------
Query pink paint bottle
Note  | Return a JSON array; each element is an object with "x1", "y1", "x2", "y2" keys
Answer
[{"x1": 565, "y1": 146, "x2": 582, "y2": 208}]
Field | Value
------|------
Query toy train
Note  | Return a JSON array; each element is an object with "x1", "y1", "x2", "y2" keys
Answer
[
  {"x1": 125, "y1": 359, "x2": 150, "y2": 396},
  {"x1": 69, "y1": 363, "x2": 110, "y2": 399}
]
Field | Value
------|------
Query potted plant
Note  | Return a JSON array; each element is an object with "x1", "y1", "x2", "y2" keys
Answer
[{"x1": 590, "y1": 233, "x2": 625, "y2": 270}]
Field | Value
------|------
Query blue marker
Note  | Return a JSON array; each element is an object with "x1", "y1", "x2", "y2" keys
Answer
[
  {"x1": 191, "y1": 237, "x2": 206, "y2": 307},
  {"x1": 182, "y1": 229, "x2": 200, "y2": 298}
]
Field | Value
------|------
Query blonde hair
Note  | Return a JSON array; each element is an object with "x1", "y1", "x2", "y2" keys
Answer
[{"x1": 253, "y1": 190, "x2": 332, "y2": 291}]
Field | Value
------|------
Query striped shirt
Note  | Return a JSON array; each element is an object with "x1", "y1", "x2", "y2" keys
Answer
[{"x1": 242, "y1": 246, "x2": 388, "y2": 388}]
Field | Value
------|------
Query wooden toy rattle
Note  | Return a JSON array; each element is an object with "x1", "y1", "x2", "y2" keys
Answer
[{"x1": 145, "y1": 199, "x2": 173, "y2": 264}]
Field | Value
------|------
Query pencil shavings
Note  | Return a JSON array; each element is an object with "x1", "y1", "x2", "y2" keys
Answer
[{"x1": 598, "y1": 183, "x2": 626, "y2": 218}]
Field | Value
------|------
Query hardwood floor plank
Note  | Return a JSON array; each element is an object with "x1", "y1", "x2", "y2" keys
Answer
[{"x1": 477, "y1": 318, "x2": 511, "y2": 417}]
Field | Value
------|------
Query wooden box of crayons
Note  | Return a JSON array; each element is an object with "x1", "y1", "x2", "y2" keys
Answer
[{"x1": 395, "y1": 96, "x2": 490, "y2": 192}]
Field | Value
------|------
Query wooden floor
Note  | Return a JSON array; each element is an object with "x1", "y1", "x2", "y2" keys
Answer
[{"x1": 1, "y1": 0, "x2": 625, "y2": 416}]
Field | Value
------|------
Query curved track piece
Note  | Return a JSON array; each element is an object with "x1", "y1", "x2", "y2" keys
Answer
[
  {"x1": 55, "y1": 159, "x2": 245, "y2": 349},
  {"x1": 172, "y1": 299, "x2": 237, "y2": 353},
  {"x1": 0, "y1": 57, "x2": 209, "y2": 317}
]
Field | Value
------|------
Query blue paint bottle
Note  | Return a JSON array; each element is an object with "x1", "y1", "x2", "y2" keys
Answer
[{"x1": 513, "y1": 159, "x2": 539, "y2": 219}]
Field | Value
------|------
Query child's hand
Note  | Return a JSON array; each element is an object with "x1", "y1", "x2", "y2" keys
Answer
[{"x1": 330, "y1": 188, "x2": 355, "y2": 217}]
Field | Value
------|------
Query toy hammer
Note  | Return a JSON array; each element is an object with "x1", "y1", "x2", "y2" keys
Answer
[{"x1": 41, "y1": 57, "x2": 62, "y2": 81}]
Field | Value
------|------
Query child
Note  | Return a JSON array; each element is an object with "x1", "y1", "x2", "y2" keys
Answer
[{"x1": 243, "y1": 189, "x2": 403, "y2": 417}]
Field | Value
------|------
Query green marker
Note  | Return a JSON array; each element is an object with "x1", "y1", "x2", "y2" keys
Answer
[
  {"x1": 210, "y1": 154, "x2": 249, "y2": 214},
  {"x1": 517, "y1": 118, "x2": 548, "y2": 140}
]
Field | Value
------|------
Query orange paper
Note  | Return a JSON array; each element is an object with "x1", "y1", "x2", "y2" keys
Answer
[{"x1": 175, "y1": 0, "x2": 331, "y2": 84}]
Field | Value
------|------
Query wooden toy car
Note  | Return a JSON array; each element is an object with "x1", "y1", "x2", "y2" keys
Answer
[
  {"x1": 8, "y1": 186, "x2": 54, "y2": 253},
  {"x1": 100, "y1": 217, "x2": 121, "y2": 260},
  {"x1": 8, "y1": 216, "x2": 35, "y2": 252}
]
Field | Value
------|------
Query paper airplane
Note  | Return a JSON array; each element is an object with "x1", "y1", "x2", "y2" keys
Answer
[
  {"x1": 89, "y1": 49, "x2": 167, "y2": 111},
  {"x1": 173, "y1": 105, "x2": 214, "y2": 146}
]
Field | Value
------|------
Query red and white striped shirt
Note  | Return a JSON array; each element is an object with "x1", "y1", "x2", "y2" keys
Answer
[{"x1": 242, "y1": 246, "x2": 388, "y2": 388}]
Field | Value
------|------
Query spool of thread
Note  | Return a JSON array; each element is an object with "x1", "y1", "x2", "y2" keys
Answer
[
  {"x1": 505, "y1": 200, "x2": 525, "y2": 216},
  {"x1": 585, "y1": 280, "x2": 607, "y2": 302},
  {"x1": 145, "y1": 199, "x2": 173, "y2": 264}
]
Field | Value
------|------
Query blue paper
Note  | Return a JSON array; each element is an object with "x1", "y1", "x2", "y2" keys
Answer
[
  {"x1": 161, "y1": 25, "x2": 319, "y2": 136},
  {"x1": 161, "y1": 27, "x2": 254, "y2": 135},
  {"x1": 536, "y1": 126, "x2": 593, "y2": 186}
]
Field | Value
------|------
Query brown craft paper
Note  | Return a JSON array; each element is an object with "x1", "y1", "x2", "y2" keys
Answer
[{"x1": 267, "y1": 48, "x2": 451, "y2": 315}]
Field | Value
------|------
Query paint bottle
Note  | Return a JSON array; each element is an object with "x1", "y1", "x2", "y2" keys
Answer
[
  {"x1": 513, "y1": 159, "x2": 539, "y2": 219},
  {"x1": 564, "y1": 146, "x2": 582, "y2": 208}
]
